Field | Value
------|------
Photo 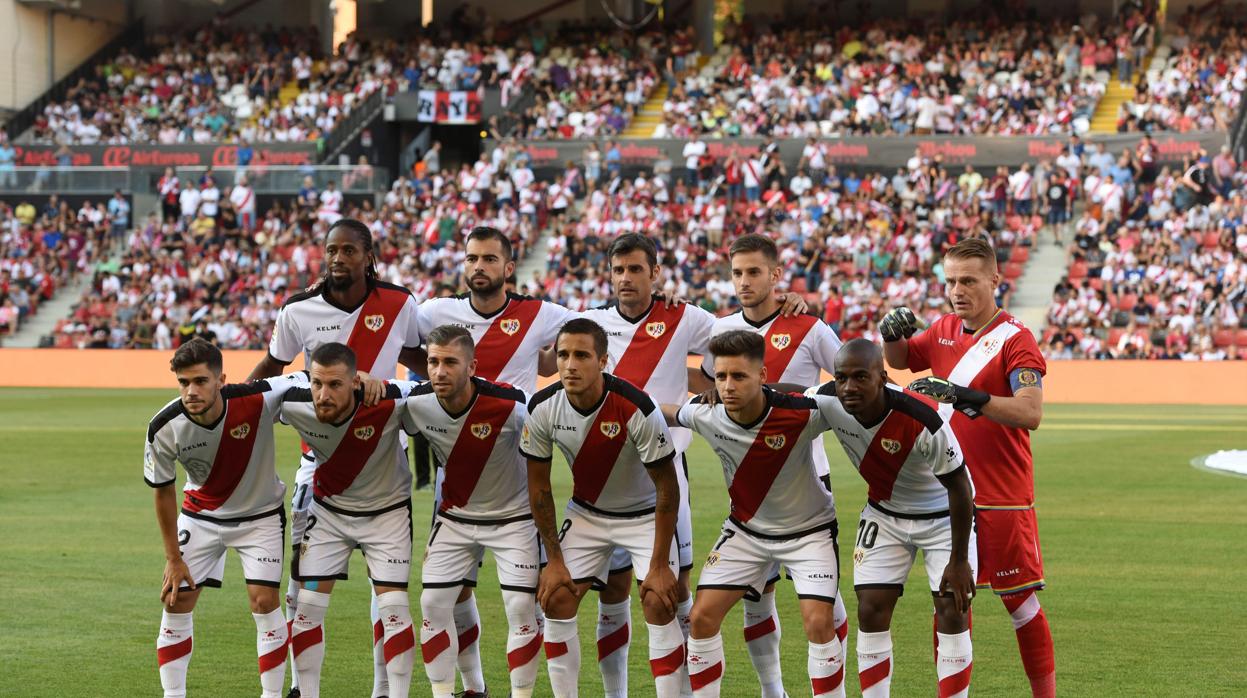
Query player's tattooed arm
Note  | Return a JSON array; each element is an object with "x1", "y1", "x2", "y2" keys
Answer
[
  {"x1": 528, "y1": 457, "x2": 576, "y2": 609},
  {"x1": 641, "y1": 455, "x2": 680, "y2": 615},
  {"x1": 154, "y1": 485, "x2": 195, "y2": 607},
  {"x1": 936, "y1": 466, "x2": 976, "y2": 613},
  {"x1": 246, "y1": 352, "x2": 289, "y2": 382}
]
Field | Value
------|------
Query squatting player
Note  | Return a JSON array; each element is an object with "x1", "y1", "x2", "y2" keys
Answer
[
  {"x1": 521, "y1": 319, "x2": 685, "y2": 697},
  {"x1": 144, "y1": 338, "x2": 309, "y2": 698},
  {"x1": 248, "y1": 217, "x2": 424, "y2": 698},
  {"x1": 882, "y1": 237, "x2": 1054, "y2": 697},
  {"x1": 822, "y1": 339, "x2": 976, "y2": 698}
]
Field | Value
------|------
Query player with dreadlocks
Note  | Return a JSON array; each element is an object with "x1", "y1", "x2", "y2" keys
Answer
[{"x1": 249, "y1": 217, "x2": 426, "y2": 698}]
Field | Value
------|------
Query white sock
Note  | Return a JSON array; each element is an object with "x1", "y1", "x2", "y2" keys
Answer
[
  {"x1": 543, "y1": 616, "x2": 581, "y2": 698},
  {"x1": 292, "y1": 589, "x2": 330, "y2": 698},
  {"x1": 686, "y1": 634, "x2": 724, "y2": 697},
  {"x1": 936, "y1": 630, "x2": 973, "y2": 698},
  {"x1": 857, "y1": 630, "x2": 893, "y2": 697},
  {"x1": 833, "y1": 595, "x2": 849, "y2": 672},
  {"x1": 809, "y1": 637, "x2": 845, "y2": 697},
  {"x1": 596, "y1": 599, "x2": 631, "y2": 698},
  {"x1": 648, "y1": 619, "x2": 686, "y2": 697},
  {"x1": 742, "y1": 592, "x2": 783, "y2": 697},
  {"x1": 372, "y1": 590, "x2": 389, "y2": 698},
  {"x1": 677, "y1": 596, "x2": 694, "y2": 698},
  {"x1": 285, "y1": 578, "x2": 301, "y2": 690},
  {"x1": 377, "y1": 590, "x2": 414, "y2": 698},
  {"x1": 453, "y1": 596, "x2": 485, "y2": 693},
  {"x1": 419, "y1": 589, "x2": 458, "y2": 698},
  {"x1": 254, "y1": 608, "x2": 288, "y2": 698},
  {"x1": 502, "y1": 590, "x2": 541, "y2": 698},
  {"x1": 157, "y1": 610, "x2": 193, "y2": 698}
]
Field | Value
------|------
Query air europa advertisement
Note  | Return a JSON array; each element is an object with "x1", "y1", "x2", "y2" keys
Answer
[{"x1": 8, "y1": 143, "x2": 318, "y2": 168}]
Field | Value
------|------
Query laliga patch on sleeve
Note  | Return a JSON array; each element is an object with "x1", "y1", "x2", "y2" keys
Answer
[{"x1": 1009, "y1": 367, "x2": 1043, "y2": 394}]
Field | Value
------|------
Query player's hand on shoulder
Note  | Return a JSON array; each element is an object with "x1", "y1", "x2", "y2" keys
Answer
[
  {"x1": 879, "y1": 306, "x2": 922, "y2": 342},
  {"x1": 696, "y1": 386, "x2": 720, "y2": 406},
  {"x1": 939, "y1": 559, "x2": 976, "y2": 614},
  {"x1": 161, "y1": 557, "x2": 195, "y2": 607},
  {"x1": 357, "y1": 371, "x2": 386, "y2": 406},
  {"x1": 640, "y1": 563, "x2": 679, "y2": 615},
  {"x1": 776, "y1": 292, "x2": 808, "y2": 317},
  {"x1": 653, "y1": 291, "x2": 688, "y2": 308}
]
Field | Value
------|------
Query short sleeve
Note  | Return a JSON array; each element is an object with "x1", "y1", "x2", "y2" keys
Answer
[
  {"x1": 1003, "y1": 328, "x2": 1048, "y2": 388},
  {"x1": 538, "y1": 301, "x2": 574, "y2": 346},
  {"x1": 808, "y1": 320, "x2": 843, "y2": 373},
  {"x1": 263, "y1": 371, "x2": 310, "y2": 418},
  {"x1": 905, "y1": 327, "x2": 933, "y2": 373},
  {"x1": 631, "y1": 407, "x2": 676, "y2": 468},
  {"x1": 144, "y1": 427, "x2": 178, "y2": 488},
  {"x1": 674, "y1": 399, "x2": 700, "y2": 430},
  {"x1": 686, "y1": 307, "x2": 716, "y2": 357},
  {"x1": 268, "y1": 304, "x2": 303, "y2": 365},
  {"x1": 415, "y1": 298, "x2": 436, "y2": 342},
  {"x1": 519, "y1": 402, "x2": 553, "y2": 461},
  {"x1": 920, "y1": 421, "x2": 966, "y2": 478},
  {"x1": 401, "y1": 296, "x2": 423, "y2": 348},
  {"x1": 804, "y1": 387, "x2": 842, "y2": 433}
]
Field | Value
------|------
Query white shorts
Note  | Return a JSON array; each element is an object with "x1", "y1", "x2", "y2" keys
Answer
[
  {"x1": 289, "y1": 453, "x2": 317, "y2": 547},
  {"x1": 852, "y1": 502, "x2": 979, "y2": 594},
  {"x1": 605, "y1": 452, "x2": 694, "y2": 577},
  {"x1": 175, "y1": 508, "x2": 285, "y2": 591},
  {"x1": 295, "y1": 498, "x2": 413, "y2": 588},
  {"x1": 423, "y1": 513, "x2": 540, "y2": 592},
  {"x1": 697, "y1": 517, "x2": 841, "y2": 602},
  {"x1": 560, "y1": 500, "x2": 678, "y2": 588}
]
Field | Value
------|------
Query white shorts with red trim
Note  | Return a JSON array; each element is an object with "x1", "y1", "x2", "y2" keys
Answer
[
  {"x1": 294, "y1": 498, "x2": 412, "y2": 587},
  {"x1": 422, "y1": 513, "x2": 539, "y2": 592},
  {"x1": 852, "y1": 502, "x2": 978, "y2": 594},
  {"x1": 175, "y1": 508, "x2": 285, "y2": 590},
  {"x1": 697, "y1": 517, "x2": 841, "y2": 602}
]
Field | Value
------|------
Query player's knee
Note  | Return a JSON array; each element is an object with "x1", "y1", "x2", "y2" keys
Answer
[
  {"x1": 248, "y1": 586, "x2": 281, "y2": 614},
  {"x1": 455, "y1": 585, "x2": 474, "y2": 604},
  {"x1": 801, "y1": 602, "x2": 836, "y2": 642},
  {"x1": 420, "y1": 585, "x2": 460, "y2": 615},
  {"x1": 600, "y1": 570, "x2": 633, "y2": 604},
  {"x1": 933, "y1": 595, "x2": 969, "y2": 631},
  {"x1": 640, "y1": 591, "x2": 676, "y2": 624},
  {"x1": 856, "y1": 594, "x2": 890, "y2": 629},
  {"x1": 501, "y1": 590, "x2": 536, "y2": 624},
  {"x1": 689, "y1": 603, "x2": 724, "y2": 638}
]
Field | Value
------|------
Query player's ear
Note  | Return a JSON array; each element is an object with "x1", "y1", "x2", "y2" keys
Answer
[
  {"x1": 351, "y1": 372, "x2": 361, "y2": 389},
  {"x1": 218, "y1": 372, "x2": 227, "y2": 386},
  {"x1": 468, "y1": 357, "x2": 477, "y2": 377},
  {"x1": 758, "y1": 364, "x2": 768, "y2": 384}
]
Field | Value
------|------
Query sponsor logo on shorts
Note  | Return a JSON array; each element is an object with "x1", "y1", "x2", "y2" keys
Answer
[
  {"x1": 386, "y1": 558, "x2": 409, "y2": 565},
  {"x1": 599, "y1": 421, "x2": 621, "y2": 438},
  {"x1": 257, "y1": 557, "x2": 281, "y2": 563},
  {"x1": 353, "y1": 425, "x2": 375, "y2": 441},
  {"x1": 499, "y1": 318, "x2": 521, "y2": 336},
  {"x1": 764, "y1": 434, "x2": 786, "y2": 450},
  {"x1": 470, "y1": 423, "x2": 492, "y2": 439},
  {"x1": 230, "y1": 424, "x2": 251, "y2": 440},
  {"x1": 363, "y1": 314, "x2": 385, "y2": 332},
  {"x1": 645, "y1": 321, "x2": 666, "y2": 339},
  {"x1": 704, "y1": 551, "x2": 721, "y2": 567},
  {"x1": 807, "y1": 572, "x2": 836, "y2": 580},
  {"x1": 881, "y1": 438, "x2": 901, "y2": 454},
  {"x1": 769, "y1": 333, "x2": 791, "y2": 350},
  {"x1": 996, "y1": 567, "x2": 1021, "y2": 577}
]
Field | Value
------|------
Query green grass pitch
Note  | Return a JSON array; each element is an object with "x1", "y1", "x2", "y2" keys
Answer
[{"x1": 1, "y1": 389, "x2": 1245, "y2": 696}]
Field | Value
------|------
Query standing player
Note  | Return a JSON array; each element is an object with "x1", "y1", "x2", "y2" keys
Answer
[
  {"x1": 144, "y1": 338, "x2": 308, "y2": 698},
  {"x1": 881, "y1": 237, "x2": 1054, "y2": 697},
  {"x1": 520, "y1": 319, "x2": 684, "y2": 697},
  {"x1": 701, "y1": 233, "x2": 847, "y2": 697},
  {"x1": 821, "y1": 339, "x2": 976, "y2": 698},
  {"x1": 416, "y1": 225, "x2": 571, "y2": 696},
  {"x1": 661, "y1": 331, "x2": 846, "y2": 698},
  {"x1": 399, "y1": 326, "x2": 542, "y2": 698},
  {"x1": 249, "y1": 217, "x2": 424, "y2": 698},
  {"x1": 278, "y1": 343, "x2": 419, "y2": 698}
]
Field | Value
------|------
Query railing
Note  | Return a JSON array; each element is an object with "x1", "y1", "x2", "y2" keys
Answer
[
  {"x1": 4, "y1": 20, "x2": 145, "y2": 141},
  {"x1": 1231, "y1": 97, "x2": 1247, "y2": 164},
  {"x1": 0, "y1": 165, "x2": 389, "y2": 195},
  {"x1": 320, "y1": 89, "x2": 386, "y2": 163}
]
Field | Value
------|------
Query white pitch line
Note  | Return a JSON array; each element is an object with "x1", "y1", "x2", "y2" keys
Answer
[{"x1": 1041, "y1": 424, "x2": 1247, "y2": 432}]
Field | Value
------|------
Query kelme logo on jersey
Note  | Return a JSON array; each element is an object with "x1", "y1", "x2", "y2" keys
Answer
[
  {"x1": 881, "y1": 438, "x2": 902, "y2": 454},
  {"x1": 470, "y1": 423, "x2": 492, "y2": 440},
  {"x1": 599, "y1": 421, "x2": 621, "y2": 438},
  {"x1": 764, "y1": 434, "x2": 786, "y2": 450},
  {"x1": 499, "y1": 318, "x2": 521, "y2": 336},
  {"x1": 353, "y1": 425, "x2": 376, "y2": 441},
  {"x1": 230, "y1": 423, "x2": 251, "y2": 440},
  {"x1": 645, "y1": 321, "x2": 666, "y2": 338},
  {"x1": 770, "y1": 333, "x2": 791, "y2": 350},
  {"x1": 363, "y1": 314, "x2": 385, "y2": 332}
]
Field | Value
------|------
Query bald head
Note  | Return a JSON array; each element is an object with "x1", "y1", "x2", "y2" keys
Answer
[
  {"x1": 835, "y1": 338, "x2": 884, "y2": 374},
  {"x1": 833, "y1": 338, "x2": 888, "y2": 419}
]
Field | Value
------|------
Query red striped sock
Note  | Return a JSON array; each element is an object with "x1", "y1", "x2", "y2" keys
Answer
[
  {"x1": 1003, "y1": 592, "x2": 1055, "y2": 698},
  {"x1": 157, "y1": 610, "x2": 193, "y2": 698}
]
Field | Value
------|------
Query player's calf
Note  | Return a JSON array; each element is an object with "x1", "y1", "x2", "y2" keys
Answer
[
  {"x1": 376, "y1": 587, "x2": 415, "y2": 698},
  {"x1": 419, "y1": 586, "x2": 459, "y2": 698},
  {"x1": 501, "y1": 589, "x2": 541, "y2": 698},
  {"x1": 800, "y1": 599, "x2": 845, "y2": 698}
]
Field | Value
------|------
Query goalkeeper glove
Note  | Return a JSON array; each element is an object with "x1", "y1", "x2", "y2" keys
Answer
[
  {"x1": 879, "y1": 307, "x2": 922, "y2": 342},
  {"x1": 907, "y1": 376, "x2": 990, "y2": 419}
]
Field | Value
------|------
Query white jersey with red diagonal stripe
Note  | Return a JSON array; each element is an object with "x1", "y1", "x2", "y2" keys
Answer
[
  {"x1": 399, "y1": 377, "x2": 530, "y2": 522},
  {"x1": 579, "y1": 299, "x2": 715, "y2": 452},
  {"x1": 676, "y1": 386, "x2": 838, "y2": 536},
  {"x1": 144, "y1": 372, "x2": 310, "y2": 521},
  {"x1": 278, "y1": 382, "x2": 415, "y2": 514},
  {"x1": 520, "y1": 374, "x2": 675, "y2": 515},
  {"x1": 269, "y1": 280, "x2": 422, "y2": 380},
  {"x1": 701, "y1": 309, "x2": 842, "y2": 386},
  {"x1": 814, "y1": 384, "x2": 969, "y2": 515},
  {"x1": 418, "y1": 292, "x2": 573, "y2": 394}
]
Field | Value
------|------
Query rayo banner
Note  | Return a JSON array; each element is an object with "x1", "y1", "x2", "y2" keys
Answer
[
  {"x1": 7, "y1": 143, "x2": 318, "y2": 168},
  {"x1": 493, "y1": 132, "x2": 1227, "y2": 176},
  {"x1": 415, "y1": 89, "x2": 484, "y2": 124}
]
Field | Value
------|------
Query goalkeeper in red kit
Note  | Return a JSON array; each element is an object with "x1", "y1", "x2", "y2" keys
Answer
[{"x1": 882, "y1": 238, "x2": 1055, "y2": 697}]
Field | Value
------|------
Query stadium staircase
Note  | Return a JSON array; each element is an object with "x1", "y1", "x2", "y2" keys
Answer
[
  {"x1": 1088, "y1": 71, "x2": 1136, "y2": 134},
  {"x1": 1009, "y1": 224, "x2": 1078, "y2": 336},
  {"x1": 4, "y1": 273, "x2": 93, "y2": 348},
  {"x1": 621, "y1": 54, "x2": 711, "y2": 138}
]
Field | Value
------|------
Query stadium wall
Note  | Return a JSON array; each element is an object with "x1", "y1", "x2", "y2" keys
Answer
[
  {"x1": 2, "y1": 350, "x2": 1243, "y2": 405},
  {"x1": 0, "y1": 0, "x2": 127, "y2": 112}
]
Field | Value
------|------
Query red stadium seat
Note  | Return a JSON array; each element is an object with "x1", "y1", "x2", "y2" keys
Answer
[
  {"x1": 1010, "y1": 247, "x2": 1030, "y2": 264},
  {"x1": 1068, "y1": 261, "x2": 1088, "y2": 280},
  {"x1": 790, "y1": 277, "x2": 807, "y2": 294},
  {"x1": 1236, "y1": 329, "x2": 1247, "y2": 347},
  {"x1": 1213, "y1": 329, "x2": 1235, "y2": 348},
  {"x1": 1203, "y1": 232, "x2": 1221, "y2": 249},
  {"x1": 1005, "y1": 262, "x2": 1024, "y2": 279},
  {"x1": 1107, "y1": 328, "x2": 1125, "y2": 346},
  {"x1": 1089, "y1": 277, "x2": 1104, "y2": 290},
  {"x1": 1118, "y1": 294, "x2": 1138, "y2": 312}
]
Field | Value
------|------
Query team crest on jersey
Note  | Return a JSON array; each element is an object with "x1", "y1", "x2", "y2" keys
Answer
[
  {"x1": 769, "y1": 333, "x2": 791, "y2": 350},
  {"x1": 353, "y1": 425, "x2": 376, "y2": 441},
  {"x1": 599, "y1": 421, "x2": 621, "y2": 439},
  {"x1": 764, "y1": 434, "x2": 786, "y2": 450},
  {"x1": 363, "y1": 314, "x2": 385, "y2": 332},
  {"x1": 230, "y1": 423, "x2": 251, "y2": 440},
  {"x1": 470, "y1": 423, "x2": 492, "y2": 440},
  {"x1": 979, "y1": 338, "x2": 1001, "y2": 358},
  {"x1": 499, "y1": 318, "x2": 521, "y2": 336},
  {"x1": 645, "y1": 321, "x2": 666, "y2": 339},
  {"x1": 881, "y1": 438, "x2": 901, "y2": 454}
]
